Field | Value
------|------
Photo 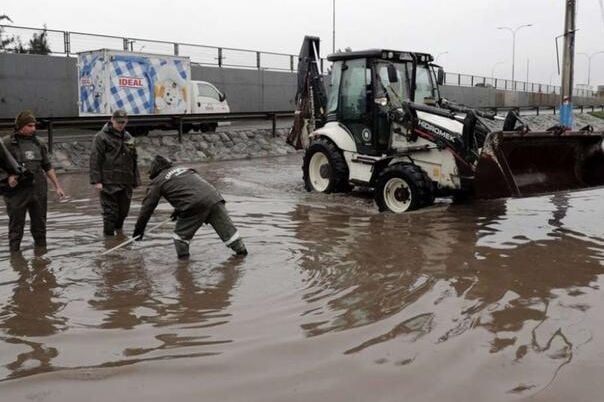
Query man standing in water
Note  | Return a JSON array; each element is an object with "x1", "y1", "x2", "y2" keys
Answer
[
  {"x1": 2, "y1": 110, "x2": 65, "y2": 252},
  {"x1": 132, "y1": 155, "x2": 248, "y2": 259},
  {"x1": 90, "y1": 109, "x2": 140, "y2": 236}
]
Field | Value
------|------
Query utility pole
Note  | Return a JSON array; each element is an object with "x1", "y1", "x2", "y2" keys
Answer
[
  {"x1": 560, "y1": 0, "x2": 576, "y2": 128},
  {"x1": 560, "y1": 0, "x2": 576, "y2": 102}
]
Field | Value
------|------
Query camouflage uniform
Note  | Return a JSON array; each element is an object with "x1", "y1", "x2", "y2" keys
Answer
[{"x1": 2, "y1": 133, "x2": 51, "y2": 251}]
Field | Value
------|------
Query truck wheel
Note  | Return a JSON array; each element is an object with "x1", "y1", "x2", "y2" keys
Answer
[
  {"x1": 130, "y1": 127, "x2": 149, "y2": 137},
  {"x1": 200, "y1": 123, "x2": 217, "y2": 132},
  {"x1": 375, "y1": 164, "x2": 434, "y2": 213},
  {"x1": 182, "y1": 124, "x2": 193, "y2": 134},
  {"x1": 303, "y1": 137, "x2": 350, "y2": 193}
]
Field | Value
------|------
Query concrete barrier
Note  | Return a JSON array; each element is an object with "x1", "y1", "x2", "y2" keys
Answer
[{"x1": 1, "y1": 53, "x2": 603, "y2": 118}]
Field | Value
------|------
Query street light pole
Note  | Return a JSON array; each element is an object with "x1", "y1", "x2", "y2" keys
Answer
[
  {"x1": 577, "y1": 51, "x2": 604, "y2": 87},
  {"x1": 491, "y1": 61, "x2": 505, "y2": 81},
  {"x1": 332, "y1": 0, "x2": 336, "y2": 53},
  {"x1": 497, "y1": 24, "x2": 533, "y2": 84},
  {"x1": 435, "y1": 51, "x2": 449, "y2": 62}
]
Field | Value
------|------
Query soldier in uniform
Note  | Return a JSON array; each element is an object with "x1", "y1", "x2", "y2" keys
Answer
[
  {"x1": 2, "y1": 110, "x2": 65, "y2": 252},
  {"x1": 132, "y1": 155, "x2": 248, "y2": 259},
  {"x1": 89, "y1": 109, "x2": 140, "y2": 236}
]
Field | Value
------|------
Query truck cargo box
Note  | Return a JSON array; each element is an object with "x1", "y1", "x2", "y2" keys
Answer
[{"x1": 78, "y1": 49, "x2": 192, "y2": 116}]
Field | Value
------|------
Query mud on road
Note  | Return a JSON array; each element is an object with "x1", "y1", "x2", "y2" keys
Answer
[{"x1": 1, "y1": 153, "x2": 604, "y2": 402}]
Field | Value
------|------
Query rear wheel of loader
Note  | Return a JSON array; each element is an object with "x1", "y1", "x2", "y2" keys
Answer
[
  {"x1": 303, "y1": 137, "x2": 350, "y2": 193},
  {"x1": 375, "y1": 164, "x2": 434, "y2": 213}
]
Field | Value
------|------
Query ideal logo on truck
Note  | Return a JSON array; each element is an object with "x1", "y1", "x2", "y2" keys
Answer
[{"x1": 118, "y1": 77, "x2": 145, "y2": 88}]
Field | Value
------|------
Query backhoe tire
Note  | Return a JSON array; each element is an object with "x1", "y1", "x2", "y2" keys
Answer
[
  {"x1": 375, "y1": 163, "x2": 434, "y2": 213},
  {"x1": 303, "y1": 137, "x2": 351, "y2": 193}
]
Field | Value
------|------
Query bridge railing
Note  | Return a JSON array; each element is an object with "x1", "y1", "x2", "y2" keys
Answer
[
  {"x1": 0, "y1": 111, "x2": 294, "y2": 152},
  {"x1": 0, "y1": 24, "x2": 600, "y2": 96},
  {"x1": 443, "y1": 72, "x2": 596, "y2": 98},
  {"x1": 0, "y1": 24, "x2": 297, "y2": 72}
]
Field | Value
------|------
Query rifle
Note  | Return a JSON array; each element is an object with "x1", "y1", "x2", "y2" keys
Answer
[{"x1": 0, "y1": 138, "x2": 33, "y2": 195}]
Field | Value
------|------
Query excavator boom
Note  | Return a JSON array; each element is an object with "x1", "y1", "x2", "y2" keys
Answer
[{"x1": 287, "y1": 36, "x2": 327, "y2": 150}]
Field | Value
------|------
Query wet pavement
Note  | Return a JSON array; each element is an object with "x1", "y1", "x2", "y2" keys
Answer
[{"x1": 1, "y1": 153, "x2": 604, "y2": 401}]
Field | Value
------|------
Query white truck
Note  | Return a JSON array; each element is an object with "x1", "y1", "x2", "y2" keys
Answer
[{"x1": 77, "y1": 49, "x2": 229, "y2": 134}]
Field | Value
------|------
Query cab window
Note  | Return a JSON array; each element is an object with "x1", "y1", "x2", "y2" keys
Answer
[
  {"x1": 327, "y1": 61, "x2": 343, "y2": 114},
  {"x1": 197, "y1": 83, "x2": 221, "y2": 101},
  {"x1": 415, "y1": 65, "x2": 436, "y2": 104},
  {"x1": 376, "y1": 62, "x2": 410, "y2": 103},
  {"x1": 340, "y1": 58, "x2": 368, "y2": 121}
]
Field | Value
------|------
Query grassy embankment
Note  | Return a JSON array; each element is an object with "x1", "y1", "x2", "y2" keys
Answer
[{"x1": 590, "y1": 111, "x2": 604, "y2": 119}]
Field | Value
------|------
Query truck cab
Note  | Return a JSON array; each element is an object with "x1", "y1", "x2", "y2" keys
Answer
[{"x1": 190, "y1": 80, "x2": 229, "y2": 114}]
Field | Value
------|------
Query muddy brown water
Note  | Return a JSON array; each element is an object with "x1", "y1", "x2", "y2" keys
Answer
[{"x1": 1, "y1": 153, "x2": 604, "y2": 402}]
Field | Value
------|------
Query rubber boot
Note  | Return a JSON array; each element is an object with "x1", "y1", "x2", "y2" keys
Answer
[
  {"x1": 173, "y1": 238, "x2": 190, "y2": 260},
  {"x1": 229, "y1": 239, "x2": 248, "y2": 256},
  {"x1": 34, "y1": 237, "x2": 47, "y2": 248},
  {"x1": 9, "y1": 239, "x2": 21, "y2": 253},
  {"x1": 103, "y1": 220, "x2": 116, "y2": 236}
]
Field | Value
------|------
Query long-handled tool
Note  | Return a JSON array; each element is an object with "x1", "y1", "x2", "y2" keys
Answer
[{"x1": 99, "y1": 217, "x2": 172, "y2": 256}]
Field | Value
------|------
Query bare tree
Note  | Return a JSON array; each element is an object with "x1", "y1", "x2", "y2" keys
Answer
[
  {"x1": 0, "y1": 14, "x2": 15, "y2": 51},
  {"x1": 28, "y1": 25, "x2": 51, "y2": 55}
]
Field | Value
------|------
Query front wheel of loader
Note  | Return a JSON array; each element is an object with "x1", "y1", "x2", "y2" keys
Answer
[
  {"x1": 303, "y1": 137, "x2": 351, "y2": 193},
  {"x1": 375, "y1": 164, "x2": 434, "y2": 213}
]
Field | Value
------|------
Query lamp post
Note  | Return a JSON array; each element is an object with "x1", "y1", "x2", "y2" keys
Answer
[
  {"x1": 435, "y1": 51, "x2": 449, "y2": 62},
  {"x1": 496, "y1": 24, "x2": 533, "y2": 84},
  {"x1": 577, "y1": 51, "x2": 604, "y2": 87},
  {"x1": 491, "y1": 61, "x2": 505, "y2": 81},
  {"x1": 332, "y1": 0, "x2": 336, "y2": 53}
]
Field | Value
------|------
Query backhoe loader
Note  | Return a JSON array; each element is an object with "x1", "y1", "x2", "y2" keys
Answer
[{"x1": 288, "y1": 36, "x2": 604, "y2": 212}]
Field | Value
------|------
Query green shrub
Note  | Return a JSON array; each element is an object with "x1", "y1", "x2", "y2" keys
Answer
[{"x1": 589, "y1": 111, "x2": 604, "y2": 119}]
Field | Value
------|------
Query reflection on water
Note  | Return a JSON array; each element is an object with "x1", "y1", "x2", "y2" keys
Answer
[
  {"x1": 0, "y1": 155, "x2": 603, "y2": 401},
  {"x1": 0, "y1": 250, "x2": 65, "y2": 379}
]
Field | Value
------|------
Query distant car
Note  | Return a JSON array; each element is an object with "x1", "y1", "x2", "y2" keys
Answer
[{"x1": 475, "y1": 82, "x2": 494, "y2": 88}]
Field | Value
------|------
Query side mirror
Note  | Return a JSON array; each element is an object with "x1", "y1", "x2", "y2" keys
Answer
[
  {"x1": 387, "y1": 64, "x2": 398, "y2": 83},
  {"x1": 436, "y1": 67, "x2": 445, "y2": 86},
  {"x1": 219, "y1": 92, "x2": 226, "y2": 102}
]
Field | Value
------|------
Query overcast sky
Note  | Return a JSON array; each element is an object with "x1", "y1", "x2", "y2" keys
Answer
[{"x1": 3, "y1": 0, "x2": 604, "y2": 87}]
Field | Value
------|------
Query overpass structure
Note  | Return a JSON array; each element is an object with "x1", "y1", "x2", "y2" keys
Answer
[{"x1": 1, "y1": 24, "x2": 603, "y2": 118}]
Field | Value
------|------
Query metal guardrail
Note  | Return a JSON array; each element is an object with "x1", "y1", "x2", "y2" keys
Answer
[
  {"x1": 0, "y1": 24, "x2": 298, "y2": 72},
  {"x1": 481, "y1": 104, "x2": 604, "y2": 115},
  {"x1": 1, "y1": 24, "x2": 601, "y2": 97},
  {"x1": 2, "y1": 104, "x2": 603, "y2": 153},
  {"x1": 444, "y1": 72, "x2": 596, "y2": 98},
  {"x1": 0, "y1": 111, "x2": 294, "y2": 152}
]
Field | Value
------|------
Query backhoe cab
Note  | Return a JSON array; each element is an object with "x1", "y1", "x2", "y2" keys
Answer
[{"x1": 289, "y1": 36, "x2": 604, "y2": 213}]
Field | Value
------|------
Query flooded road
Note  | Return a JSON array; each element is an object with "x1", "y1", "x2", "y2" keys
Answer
[{"x1": 1, "y1": 153, "x2": 604, "y2": 402}]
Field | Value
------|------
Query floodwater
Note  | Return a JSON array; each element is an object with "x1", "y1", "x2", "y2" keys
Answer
[{"x1": 1, "y1": 153, "x2": 604, "y2": 402}]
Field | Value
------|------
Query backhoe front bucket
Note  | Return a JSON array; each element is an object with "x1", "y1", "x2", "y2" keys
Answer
[{"x1": 473, "y1": 130, "x2": 604, "y2": 199}]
